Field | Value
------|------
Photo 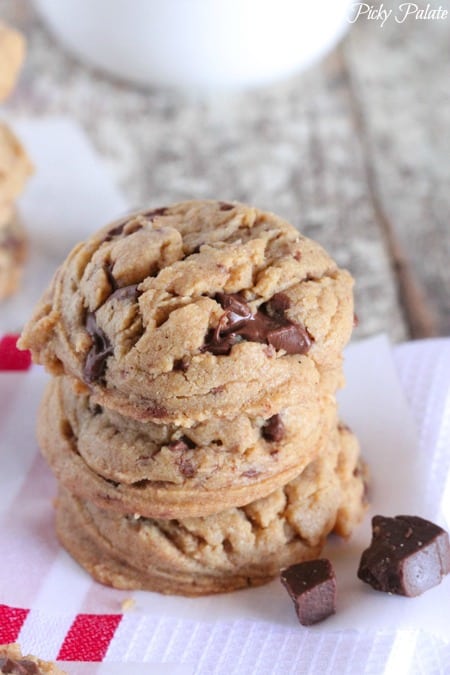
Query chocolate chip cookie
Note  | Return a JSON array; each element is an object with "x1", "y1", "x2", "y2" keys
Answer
[
  {"x1": 38, "y1": 375, "x2": 338, "y2": 518},
  {"x1": 20, "y1": 200, "x2": 354, "y2": 424},
  {"x1": 55, "y1": 423, "x2": 367, "y2": 596},
  {"x1": 0, "y1": 644, "x2": 67, "y2": 675}
]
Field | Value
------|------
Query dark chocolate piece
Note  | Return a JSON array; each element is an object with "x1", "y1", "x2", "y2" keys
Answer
[
  {"x1": 281, "y1": 559, "x2": 336, "y2": 626},
  {"x1": 203, "y1": 292, "x2": 312, "y2": 356},
  {"x1": 103, "y1": 262, "x2": 118, "y2": 291},
  {"x1": 84, "y1": 312, "x2": 114, "y2": 383},
  {"x1": 103, "y1": 264, "x2": 140, "y2": 302},
  {"x1": 266, "y1": 292, "x2": 291, "y2": 317},
  {"x1": 144, "y1": 207, "x2": 168, "y2": 219},
  {"x1": 103, "y1": 220, "x2": 128, "y2": 242},
  {"x1": 266, "y1": 323, "x2": 311, "y2": 355},
  {"x1": 0, "y1": 657, "x2": 41, "y2": 674},
  {"x1": 357, "y1": 515, "x2": 450, "y2": 597},
  {"x1": 218, "y1": 201, "x2": 234, "y2": 211},
  {"x1": 262, "y1": 414, "x2": 285, "y2": 442},
  {"x1": 103, "y1": 216, "x2": 145, "y2": 243},
  {"x1": 173, "y1": 356, "x2": 190, "y2": 372}
]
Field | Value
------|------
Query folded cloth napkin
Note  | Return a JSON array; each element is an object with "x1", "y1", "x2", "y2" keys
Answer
[
  {"x1": 1, "y1": 334, "x2": 449, "y2": 675},
  {"x1": 0, "y1": 119, "x2": 449, "y2": 674}
]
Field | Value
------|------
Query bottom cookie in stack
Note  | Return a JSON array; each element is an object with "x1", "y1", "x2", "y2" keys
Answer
[{"x1": 55, "y1": 423, "x2": 367, "y2": 596}]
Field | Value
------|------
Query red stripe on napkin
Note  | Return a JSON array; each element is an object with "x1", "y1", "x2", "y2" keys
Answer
[
  {"x1": 0, "y1": 605, "x2": 29, "y2": 642},
  {"x1": 57, "y1": 614, "x2": 122, "y2": 661},
  {"x1": 0, "y1": 335, "x2": 31, "y2": 371}
]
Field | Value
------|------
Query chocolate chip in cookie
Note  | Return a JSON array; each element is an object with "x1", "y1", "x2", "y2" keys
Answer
[
  {"x1": 262, "y1": 414, "x2": 285, "y2": 442},
  {"x1": 84, "y1": 312, "x2": 113, "y2": 383},
  {"x1": 203, "y1": 292, "x2": 312, "y2": 356}
]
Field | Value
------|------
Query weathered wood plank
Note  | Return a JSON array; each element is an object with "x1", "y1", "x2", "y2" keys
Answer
[{"x1": 343, "y1": 5, "x2": 450, "y2": 336}]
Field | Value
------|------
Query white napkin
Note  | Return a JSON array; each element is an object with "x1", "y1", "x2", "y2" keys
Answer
[{"x1": 0, "y1": 119, "x2": 449, "y2": 674}]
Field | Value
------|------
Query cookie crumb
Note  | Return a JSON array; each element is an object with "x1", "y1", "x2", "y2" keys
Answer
[{"x1": 121, "y1": 597, "x2": 136, "y2": 612}]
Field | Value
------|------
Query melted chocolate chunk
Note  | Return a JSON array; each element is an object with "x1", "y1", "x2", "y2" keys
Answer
[
  {"x1": 203, "y1": 292, "x2": 312, "y2": 356},
  {"x1": 266, "y1": 292, "x2": 291, "y2": 317},
  {"x1": 84, "y1": 312, "x2": 114, "y2": 383},
  {"x1": 218, "y1": 201, "x2": 234, "y2": 211},
  {"x1": 262, "y1": 414, "x2": 285, "y2": 442},
  {"x1": 358, "y1": 515, "x2": 450, "y2": 597},
  {"x1": 281, "y1": 559, "x2": 336, "y2": 626},
  {"x1": 266, "y1": 324, "x2": 311, "y2": 354},
  {"x1": 0, "y1": 658, "x2": 41, "y2": 674}
]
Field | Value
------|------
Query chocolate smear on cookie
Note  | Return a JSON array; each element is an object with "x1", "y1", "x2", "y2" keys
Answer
[
  {"x1": 84, "y1": 312, "x2": 114, "y2": 383},
  {"x1": 262, "y1": 414, "x2": 285, "y2": 442},
  {"x1": 0, "y1": 657, "x2": 41, "y2": 674},
  {"x1": 203, "y1": 292, "x2": 312, "y2": 356}
]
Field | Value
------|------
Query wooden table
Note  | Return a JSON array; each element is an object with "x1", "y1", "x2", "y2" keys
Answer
[{"x1": 1, "y1": 0, "x2": 449, "y2": 341}]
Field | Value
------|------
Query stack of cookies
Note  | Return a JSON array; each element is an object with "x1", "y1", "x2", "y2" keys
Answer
[
  {"x1": 0, "y1": 22, "x2": 33, "y2": 299},
  {"x1": 20, "y1": 200, "x2": 367, "y2": 595}
]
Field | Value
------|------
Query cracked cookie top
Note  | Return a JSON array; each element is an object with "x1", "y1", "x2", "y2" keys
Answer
[{"x1": 20, "y1": 200, "x2": 354, "y2": 424}]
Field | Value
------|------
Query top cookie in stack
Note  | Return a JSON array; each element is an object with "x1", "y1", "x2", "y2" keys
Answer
[{"x1": 20, "y1": 200, "x2": 353, "y2": 424}]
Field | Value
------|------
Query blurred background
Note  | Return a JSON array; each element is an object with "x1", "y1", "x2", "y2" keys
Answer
[{"x1": 1, "y1": 0, "x2": 449, "y2": 341}]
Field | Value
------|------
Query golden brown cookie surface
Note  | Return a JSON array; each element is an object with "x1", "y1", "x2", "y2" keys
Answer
[{"x1": 20, "y1": 200, "x2": 353, "y2": 424}]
